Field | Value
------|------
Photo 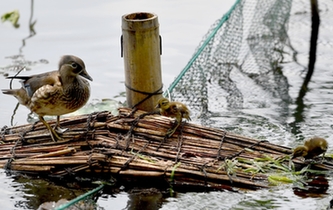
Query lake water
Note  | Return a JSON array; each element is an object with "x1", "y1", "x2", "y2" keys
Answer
[{"x1": 1, "y1": 0, "x2": 333, "y2": 209}]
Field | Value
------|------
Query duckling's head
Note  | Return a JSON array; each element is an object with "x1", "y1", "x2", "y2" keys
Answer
[
  {"x1": 59, "y1": 55, "x2": 93, "y2": 81},
  {"x1": 292, "y1": 145, "x2": 308, "y2": 159},
  {"x1": 156, "y1": 98, "x2": 170, "y2": 109}
]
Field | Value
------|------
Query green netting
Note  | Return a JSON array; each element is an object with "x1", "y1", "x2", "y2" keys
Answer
[
  {"x1": 166, "y1": 0, "x2": 294, "y2": 122},
  {"x1": 55, "y1": 185, "x2": 104, "y2": 210}
]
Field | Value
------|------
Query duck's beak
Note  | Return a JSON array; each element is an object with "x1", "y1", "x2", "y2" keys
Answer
[{"x1": 80, "y1": 69, "x2": 93, "y2": 81}]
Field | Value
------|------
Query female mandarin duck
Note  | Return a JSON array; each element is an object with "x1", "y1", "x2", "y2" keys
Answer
[
  {"x1": 2, "y1": 55, "x2": 93, "y2": 142},
  {"x1": 292, "y1": 137, "x2": 328, "y2": 160},
  {"x1": 156, "y1": 97, "x2": 191, "y2": 137}
]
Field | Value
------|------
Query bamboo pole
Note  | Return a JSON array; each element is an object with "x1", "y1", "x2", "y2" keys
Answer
[{"x1": 122, "y1": 12, "x2": 163, "y2": 111}]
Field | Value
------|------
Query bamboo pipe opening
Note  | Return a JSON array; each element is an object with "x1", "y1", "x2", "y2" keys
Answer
[{"x1": 124, "y1": 12, "x2": 155, "y2": 21}]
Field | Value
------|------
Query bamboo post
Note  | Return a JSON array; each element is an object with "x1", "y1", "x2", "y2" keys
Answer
[{"x1": 122, "y1": 12, "x2": 162, "y2": 111}]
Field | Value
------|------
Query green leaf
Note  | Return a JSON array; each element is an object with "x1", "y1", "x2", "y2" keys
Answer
[{"x1": 1, "y1": 10, "x2": 20, "y2": 28}]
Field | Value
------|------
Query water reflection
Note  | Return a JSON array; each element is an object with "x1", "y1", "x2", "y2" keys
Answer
[
  {"x1": 290, "y1": 97, "x2": 306, "y2": 138},
  {"x1": 293, "y1": 174, "x2": 329, "y2": 198},
  {"x1": 0, "y1": 172, "x2": 85, "y2": 209},
  {"x1": 19, "y1": 0, "x2": 37, "y2": 53},
  {"x1": 7, "y1": 173, "x2": 167, "y2": 210},
  {"x1": 1, "y1": 0, "x2": 50, "y2": 126},
  {"x1": 124, "y1": 188, "x2": 164, "y2": 210},
  {"x1": 1, "y1": 0, "x2": 46, "y2": 74}
]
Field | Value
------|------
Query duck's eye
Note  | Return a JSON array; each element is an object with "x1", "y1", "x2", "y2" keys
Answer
[{"x1": 71, "y1": 63, "x2": 78, "y2": 68}]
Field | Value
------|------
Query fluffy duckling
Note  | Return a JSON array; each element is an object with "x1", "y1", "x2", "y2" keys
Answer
[
  {"x1": 156, "y1": 98, "x2": 191, "y2": 137},
  {"x1": 2, "y1": 55, "x2": 93, "y2": 141},
  {"x1": 292, "y1": 137, "x2": 328, "y2": 159}
]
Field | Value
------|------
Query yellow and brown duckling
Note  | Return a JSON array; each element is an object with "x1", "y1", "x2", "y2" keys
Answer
[
  {"x1": 2, "y1": 55, "x2": 93, "y2": 142},
  {"x1": 156, "y1": 97, "x2": 191, "y2": 137},
  {"x1": 292, "y1": 137, "x2": 328, "y2": 160}
]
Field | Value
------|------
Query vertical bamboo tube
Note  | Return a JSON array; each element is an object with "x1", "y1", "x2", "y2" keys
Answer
[{"x1": 122, "y1": 12, "x2": 162, "y2": 111}]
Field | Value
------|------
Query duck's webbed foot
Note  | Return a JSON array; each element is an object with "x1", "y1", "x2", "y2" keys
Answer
[
  {"x1": 49, "y1": 128, "x2": 63, "y2": 142},
  {"x1": 53, "y1": 125, "x2": 69, "y2": 134},
  {"x1": 166, "y1": 120, "x2": 181, "y2": 138},
  {"x1": 39, "y1": 116, "x2": 63, "y2": 142},
  {"x1": 54, "y1": 116, "x2": 69, "y2": 134}
]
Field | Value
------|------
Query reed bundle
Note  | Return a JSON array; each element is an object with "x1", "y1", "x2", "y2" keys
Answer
[{"x1": 0, "y1": 108, "x2": 331, "y2": 191}]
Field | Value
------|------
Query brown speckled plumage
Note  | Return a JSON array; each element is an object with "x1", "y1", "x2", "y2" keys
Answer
[{"x1": 2, "y1": 55, "x2": 92, "y2": 141}]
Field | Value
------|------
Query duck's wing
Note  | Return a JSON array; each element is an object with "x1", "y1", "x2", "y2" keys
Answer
[
  {"x1": 6, "y1": 75, "x2": 33, "y2": 80},
  {"x1": 7, "y1": 71, "x2": 59, "y2": 97},
  {"x1": 168, "y1": 103, "x2": 182, "y2": 121},
  {"x1": 169, "y1": 103, "x2": 179, "y2": 114},
  {"x1": 175, "y1": 103, "x2": 191, "y2": 121}
]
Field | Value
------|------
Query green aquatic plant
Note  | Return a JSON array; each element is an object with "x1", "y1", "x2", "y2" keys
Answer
[
  {"x1": 169, "y1": 162, "x2": 181, "y2": 196},
  {"x1": 267, "y1": 175, "x2": 293, "y2": 185},
  {"x1": 170, "y1": 162, "x2": 181, "y2": 182},
  {"x1": 130, "y1": 149, "x2": 157, "y2": 163},
  {"x1": 238, "y1": 155, "x2": 290, "y2": 174},
  {"x1": 217, "y1": 158, "x2": 240, "y2": 178},
  {"x1": 1, "y1": 10, "x2": 20, "y2": 28},
  {"x1": 235, "y1": 154, "x2": 329, "y2": 187}
]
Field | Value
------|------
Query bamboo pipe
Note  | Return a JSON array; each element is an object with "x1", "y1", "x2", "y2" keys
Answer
[{"x1": 122, "y1": 12, "x2": 163, "y2": 111}]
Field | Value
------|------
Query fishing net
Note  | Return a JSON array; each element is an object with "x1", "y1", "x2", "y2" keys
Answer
[
  {"x1": 37, "y1": 184, "x2": 104, "y2": 210},
  {"x1": 166, "y1": 0, "x2": 332, "y2": 129}
]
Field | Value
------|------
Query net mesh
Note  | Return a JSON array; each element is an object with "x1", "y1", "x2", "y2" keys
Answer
[{"x1": 166, "y1": 0, "x2": 299, "y2": 126}]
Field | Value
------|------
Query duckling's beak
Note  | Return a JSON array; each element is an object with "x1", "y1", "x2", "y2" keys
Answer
[{"x1": 80, "y1": 69, "x2": 93, "y2": 81}]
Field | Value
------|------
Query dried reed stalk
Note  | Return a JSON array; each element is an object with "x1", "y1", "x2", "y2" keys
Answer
[{"x1": 0, "y1": 108, "x2": 331, "y2": 191}]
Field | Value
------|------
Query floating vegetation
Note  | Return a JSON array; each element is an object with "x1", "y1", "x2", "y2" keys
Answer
[{"x1": 0, "y1": 55, "x2": 48, "y2": 75}]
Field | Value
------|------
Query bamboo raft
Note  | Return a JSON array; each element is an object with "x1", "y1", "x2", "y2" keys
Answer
[{"x1": 0, "y1": 108, "x2": 332, "y2": 191}]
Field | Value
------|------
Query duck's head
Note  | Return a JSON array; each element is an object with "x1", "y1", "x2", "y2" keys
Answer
[{"x1": 59, "y1": 55, "x2": 93, "y2": 82}]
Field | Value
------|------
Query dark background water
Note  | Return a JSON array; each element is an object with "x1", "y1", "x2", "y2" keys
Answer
[{"x1": 1, "y1": 0, "x2": 333, "y2": 209}]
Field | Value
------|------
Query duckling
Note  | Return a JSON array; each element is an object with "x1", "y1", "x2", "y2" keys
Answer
[
  {"x1": 292, "y1": 137, "x2": 328, "y2": 160},
  {"x1": 2, "y1": 55, "x2": 93, "y2": 142},
  {"x1": 156, "y1": 98, "x2": 191, "y2": 137}
]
